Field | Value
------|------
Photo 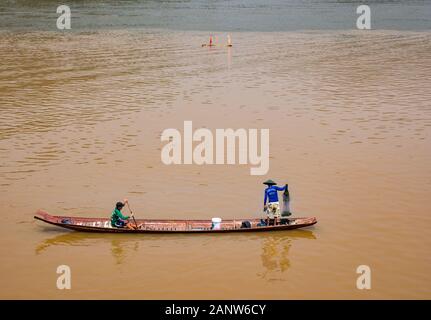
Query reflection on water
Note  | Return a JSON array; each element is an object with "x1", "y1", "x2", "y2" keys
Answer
[
  {"x1": 36, "y1": 229, "x2": 316, "y2": 278},
  {"x1": 260, "y1": 237, "x2": 292, "y2": 279},
  {"x1": 227, "y1": 47, "x2": 232, "y2": 70},
  {"x1": 111, "y1": 238, "x2": 139, "y2": 265},
  {"x1": 258, "y1": 230, "x2": 316, "y2": 281},
  {"x1": 35, "y1": 232, "x2": 140, "y2": 265},
  {"x1": 35, "y1": 232, "x2": 104, "y2": 254}
]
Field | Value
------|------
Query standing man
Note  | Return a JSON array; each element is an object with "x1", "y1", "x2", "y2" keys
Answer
[{"x1": 263, "y1": 180, "x2": 287, "y2": 225}]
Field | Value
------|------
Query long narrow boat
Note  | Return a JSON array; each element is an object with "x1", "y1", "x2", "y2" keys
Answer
[{"x1": 34, "y1": 210, "x2": 317, "y2": 234}]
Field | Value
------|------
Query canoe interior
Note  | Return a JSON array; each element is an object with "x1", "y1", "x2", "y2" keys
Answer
[{"x1": 34, "y1": 210, "x2": 317, "y2": 233}]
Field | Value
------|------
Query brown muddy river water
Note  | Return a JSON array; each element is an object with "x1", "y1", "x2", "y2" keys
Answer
[{"x1": 0, "y1": 29, "x2": 430, "y2": 299}]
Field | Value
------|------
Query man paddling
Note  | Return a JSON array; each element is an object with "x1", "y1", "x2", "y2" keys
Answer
[
  {"x1": 263, "y1": 179, "x2": 287, "y2": 225},
  {"x1": 111, "y1": 199, "x2": 140, "y2": 230}
]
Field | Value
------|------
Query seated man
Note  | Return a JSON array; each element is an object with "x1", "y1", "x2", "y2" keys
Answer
[
  {"x1": 263, "y1": 179, "x2": 287, "y2": 225},
  {"x1": 111, "y1": 199, "x2": 138, "y2": 229}
]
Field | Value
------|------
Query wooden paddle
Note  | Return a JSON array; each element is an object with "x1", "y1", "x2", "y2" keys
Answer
[{"x1": 126, "y1": 201, "x2": 139, "y2": 229}]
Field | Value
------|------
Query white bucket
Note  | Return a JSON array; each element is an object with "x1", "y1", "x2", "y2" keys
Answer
[{"x1": 211, "y1": 217, "x2": 222, "y2": 230}]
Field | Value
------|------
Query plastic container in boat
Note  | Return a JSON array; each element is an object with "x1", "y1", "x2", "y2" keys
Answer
[{"x1": 211, "y1": 217, "x2": 222, "y2": 230}]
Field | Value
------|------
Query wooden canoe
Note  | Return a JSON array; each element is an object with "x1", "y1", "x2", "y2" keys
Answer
[{"x1": 34, "y1": 210, "x2": 317, "y2": 234}]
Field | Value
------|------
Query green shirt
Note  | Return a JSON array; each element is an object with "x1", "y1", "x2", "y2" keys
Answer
[{"x1": 111, "y1": 208, "x2": 129, "y2": 227}]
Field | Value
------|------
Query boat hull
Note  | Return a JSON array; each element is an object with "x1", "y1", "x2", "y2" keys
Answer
[{"x1": 34, "y1": 210, "x2": 317, "y2": 234}]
